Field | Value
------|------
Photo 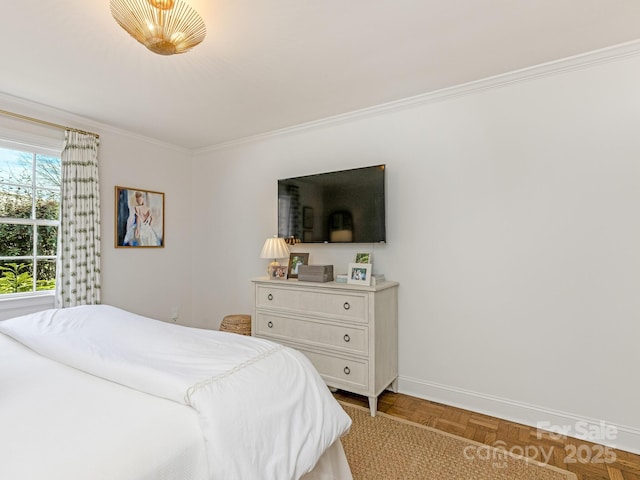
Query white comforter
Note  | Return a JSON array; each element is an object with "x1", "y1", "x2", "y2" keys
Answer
[{"x1": 0, "y1": 305, "x2": 351, "y2": 480}]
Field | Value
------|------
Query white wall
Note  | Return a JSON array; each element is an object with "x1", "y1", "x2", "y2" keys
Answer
[
  {"x1": 191, "y1": 52, "x2": 640, "y2": 452},
  {"x1": 0, "y1": 94, "x2": 194, "y2": 324},
  {"x1": 99, "y1": 132, "x2": 194, "y2": 323}
]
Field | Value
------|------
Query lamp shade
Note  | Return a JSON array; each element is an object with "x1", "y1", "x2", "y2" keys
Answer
[{"x1": 260, "y1": 237, "x2": 290, "y2": 260}]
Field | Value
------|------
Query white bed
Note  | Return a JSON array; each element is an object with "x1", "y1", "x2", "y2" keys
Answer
[{"x1": 0, "y1": 305, "x2": 353, "y2": 480}]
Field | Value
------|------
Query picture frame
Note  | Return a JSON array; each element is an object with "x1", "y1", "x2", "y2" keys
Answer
[
  {"x1": 347, "y1": 262, "x2": 372, "y2": 286},
  {"x1": 115, "y1": 186, "x2": 165, "y2": 248},
  {"x1": 271, "y1": 265, "x2": 288, "y2": 280},
  {"x1": 354, "y1": 252, "x2": 372, "y2": 264},
  {"x1": 287, "y1": 252, "x2": 309, "y2": 279}
]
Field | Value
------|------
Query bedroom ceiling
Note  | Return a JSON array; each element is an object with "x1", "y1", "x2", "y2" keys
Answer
[{"x1": 2, "y1": 0, "x2": 640, "y2": 150}]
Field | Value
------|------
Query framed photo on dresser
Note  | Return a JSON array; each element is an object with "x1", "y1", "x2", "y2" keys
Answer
[
  {"x1": 287, "y1": 253, "x2": 309, "y2": 279},
  {"x1": 354, "y1": 252, "x2": 371, "y2": 264},
  {"x1": 271, "y1": 265, "x2": 288, "y2": 280},
  {"x1": 347, "y1": 263, "x2": 371, "y2": 286}
]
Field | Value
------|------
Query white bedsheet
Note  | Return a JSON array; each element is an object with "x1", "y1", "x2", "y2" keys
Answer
[
  {"x1": 0, "y1": 333, "x2": 209, "y2": 480},
  {"x1": 0, "y1": 305, "x2": 352, "y2": 480}
]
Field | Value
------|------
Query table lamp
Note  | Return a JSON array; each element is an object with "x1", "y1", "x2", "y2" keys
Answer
[{"x1": 260, "y1": 236, "x2": 290, "y2": 277}]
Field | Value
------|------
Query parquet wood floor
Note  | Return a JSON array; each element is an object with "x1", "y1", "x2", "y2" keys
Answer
[{"x1": 334, "y1": 390, "x2": 640, "y2": 480}]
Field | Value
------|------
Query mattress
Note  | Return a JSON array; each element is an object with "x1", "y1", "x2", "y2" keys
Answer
[{"x1": 0, "y1": 305, "x2": 353, "y2": 480}]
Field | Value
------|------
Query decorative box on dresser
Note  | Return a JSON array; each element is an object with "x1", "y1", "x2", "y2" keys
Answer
[{"x1": 251, "y1": 277, "x2": 399, "y2": 416}]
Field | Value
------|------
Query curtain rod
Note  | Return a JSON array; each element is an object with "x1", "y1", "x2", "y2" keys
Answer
[{"x1": 0, "y1": 108, "x2": 100, "y2": 139}]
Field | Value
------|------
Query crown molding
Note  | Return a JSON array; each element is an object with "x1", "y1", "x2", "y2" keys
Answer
[
  {"x1": 196, "y1": 39, "x2": 640, "y2": 154},
  {"x1": 4, "y1": 38, "x2": 640, "y2": 156},
  {"x1": 0, "y1": 92, "x2": 190, "y2": 154}
]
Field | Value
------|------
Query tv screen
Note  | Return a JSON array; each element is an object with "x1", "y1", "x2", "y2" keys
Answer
[{"x1": 278, "y1": 165, "x2": 386, "y2": 243}]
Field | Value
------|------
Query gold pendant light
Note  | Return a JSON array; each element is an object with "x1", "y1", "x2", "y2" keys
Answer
[{"x1": 110, "y1": 0, "x2": 206, "y2": 55}]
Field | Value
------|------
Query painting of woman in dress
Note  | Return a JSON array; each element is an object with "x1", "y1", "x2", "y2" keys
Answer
[{"x1": 115, "y1": 187, "x2": 164, "y2": 247}]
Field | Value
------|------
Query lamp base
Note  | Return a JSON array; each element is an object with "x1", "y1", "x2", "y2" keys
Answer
[{"x1": 267, "y1": 261, "x2": 280, "y2": 278}]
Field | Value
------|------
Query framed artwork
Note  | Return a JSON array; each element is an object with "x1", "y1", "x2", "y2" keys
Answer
[
  {"x1": 347, "y1": 263, "x2": 372, "y2": 286},
  {"x1": 115, "y1": 186, "x2": 164, "y2": 248},
  {"x1": 271, "y1": 265, "x2": 288, "y2": 280},
  {"x1": 354, "y1": 252, "x2": 372, "y2": 264},
  {"x1": 303, "y1": 206, "x2": 314, "y2": 229},
  {"x1": 287, "y1": 252, "x2": 309, "y2": 278}
]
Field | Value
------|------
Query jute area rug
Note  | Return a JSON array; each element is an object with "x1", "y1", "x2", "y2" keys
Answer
[{"x1": 339, "y1": 403, "x2": 577, "y2": 480}]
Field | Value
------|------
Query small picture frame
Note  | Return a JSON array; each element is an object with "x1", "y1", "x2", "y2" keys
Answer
[
  {"x1": 347, "y1": 263, "x2": 372, "y2": 286},
  {"x1": 271, "y1": 265, "x2": 289, "y2": 280},
  {"x1": 354, "y1": 252, "x2": 371, "y2": 264},
  {"x1": 287, "y1": 252, "x2": 309, "y2": 279}
]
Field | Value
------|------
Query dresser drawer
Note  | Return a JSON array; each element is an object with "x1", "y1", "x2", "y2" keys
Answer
[
  {"x1": 255, "y1": 313, "x2": 368, "y2": 355},
  {"x1": 256, "y1": 285, "x2": 367, "y2": 322},
  {"x1": 299, "y1": 349, "x2": 368, "y2": 391}
]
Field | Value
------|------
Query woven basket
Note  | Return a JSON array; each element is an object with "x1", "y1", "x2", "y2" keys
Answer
[{"x1": 220, "y1": 314, "x2": 251, "y2": 336}]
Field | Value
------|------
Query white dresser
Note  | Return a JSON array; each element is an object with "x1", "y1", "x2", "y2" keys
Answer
[{"x1": 251, "y1": 277, "x2": 398, "y2": 416}]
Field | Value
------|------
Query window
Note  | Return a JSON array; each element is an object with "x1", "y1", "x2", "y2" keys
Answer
[{"x1": 0, "y1": 142, "x2": 61, "y2": 296}]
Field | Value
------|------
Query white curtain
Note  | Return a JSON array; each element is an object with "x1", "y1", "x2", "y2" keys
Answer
[{"x1": 55, "y1": 131, "x2": 101, "y2": 308}]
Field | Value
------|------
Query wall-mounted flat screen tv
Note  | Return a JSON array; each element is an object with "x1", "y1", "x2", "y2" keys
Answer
[{"x1": 278, "y1": 164, "x2": 386, "y2": 243}]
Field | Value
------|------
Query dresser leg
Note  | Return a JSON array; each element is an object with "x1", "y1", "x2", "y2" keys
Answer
[{"x1": 368, "y1": 396, "x2": 377, "y2": 417}]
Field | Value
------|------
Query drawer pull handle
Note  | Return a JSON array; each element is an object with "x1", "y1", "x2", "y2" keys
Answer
[
  {"x1": 343, "y1": 366, "x2": 351, "y2": 375},
  {"x1": 343, "y1": 302, "x2": 350, "y2": 310},
  {"x1": 267, "y1": 321, "x2": 273, "y2": 328},
  {"x1": 343, "y1": 334, "x2": 351, "y2": 343},
  {"x1": 267, "y1": 294, "x2": 273, "y2": 301}
]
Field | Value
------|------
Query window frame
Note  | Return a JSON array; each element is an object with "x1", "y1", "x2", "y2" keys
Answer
[{"x1": 0, "y1": 135, "x2": 62, "y2": 301}]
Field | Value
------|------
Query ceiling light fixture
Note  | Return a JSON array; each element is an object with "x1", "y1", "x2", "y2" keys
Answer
[{"x1": 110, "y1": 0, "x2": 206, "y2": 55}]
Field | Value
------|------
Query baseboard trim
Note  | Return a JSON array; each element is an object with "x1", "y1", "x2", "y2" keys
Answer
[{"x1": 398, "y1": 376, "x2": 640, "y2": 455}]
